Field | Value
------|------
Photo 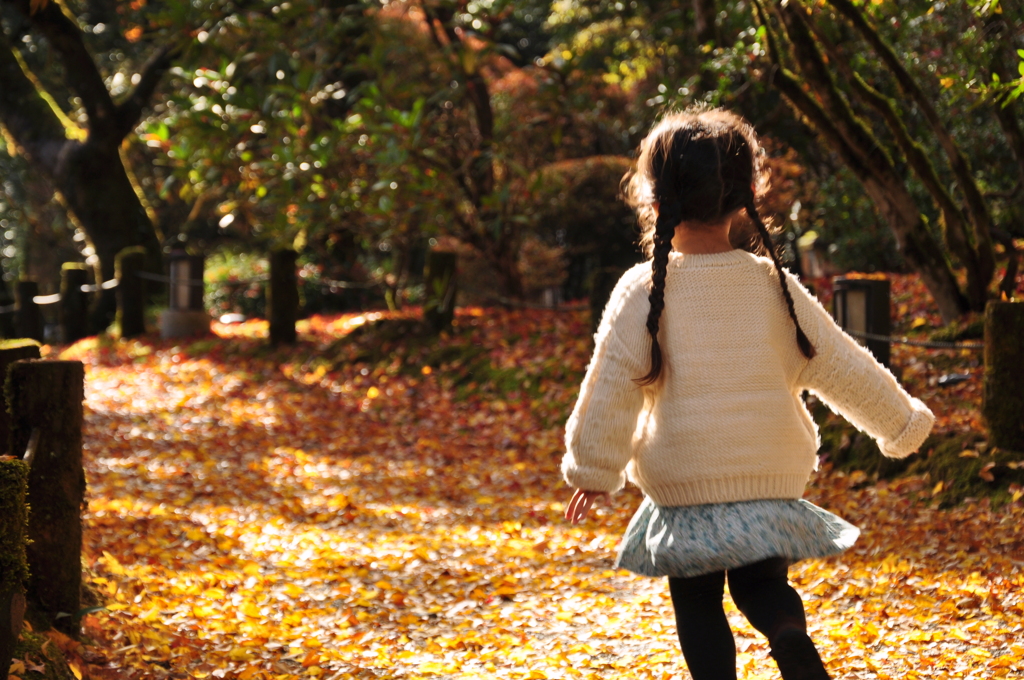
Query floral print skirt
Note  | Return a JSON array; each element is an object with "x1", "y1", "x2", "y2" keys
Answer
[{"x1": 616, "y1": 496, "x2": 860, "y2": 578}]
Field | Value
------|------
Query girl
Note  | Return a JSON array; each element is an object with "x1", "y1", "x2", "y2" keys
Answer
[{"x1": 560, "y1": 109, "x2": 934, "y2": 680}]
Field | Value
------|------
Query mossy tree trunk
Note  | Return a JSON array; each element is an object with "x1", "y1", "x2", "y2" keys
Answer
[
  {"x1": 0, "y1": 2, "x2": 175, "y2": 332},
  {"x1": 0, "y1": 457, "x2": 29, "y2": 680},
  {"x1": 424, "y1": 251, "x2": 457, "y2": 333},
  {"x1": 0, "y1": 341, "x2": 41, "y2": 456},
  {"x1": 116, "y1": 246, "x2": 147, "y2": 339},
  {"x1": 983, "y1": 301, "x2": 1024, "y2": 451},
  {"x1": 15, "y1": 281, "x2": 43, "y2": 344},
  {"x1": 8, "y1": 360, "x2": 85, "y2": 637},
  {"x1": 268, "y1": 249, "x2": 299, "y2": 346},
  {"x1": 60, "y1": 264, "x2": 90, "y2": 344},
  {"x1": 752, "y1": 0, "x2": 1001, "y2": 323}
]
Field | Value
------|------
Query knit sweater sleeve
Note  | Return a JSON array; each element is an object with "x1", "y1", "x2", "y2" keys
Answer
[
  {"x1": 561, "y1": 269, "x2": 649, "y2": 493},
  {"x1": 790, "y1": 273, "x2": 935, "y2": 459}
]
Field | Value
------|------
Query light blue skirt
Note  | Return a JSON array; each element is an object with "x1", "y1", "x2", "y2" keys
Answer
[{"x1": 616, "y1": 497, "x2": 860, "y2": 578}]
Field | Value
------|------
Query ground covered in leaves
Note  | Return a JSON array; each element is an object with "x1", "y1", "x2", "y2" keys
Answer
[{"x1": 13, "y1": 275, "x2": 1024, "y2": 680}]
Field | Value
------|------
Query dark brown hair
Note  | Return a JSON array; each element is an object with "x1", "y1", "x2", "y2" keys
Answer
[{"x1": 623, "y1": 109, "x2": 815, "y2": 385}]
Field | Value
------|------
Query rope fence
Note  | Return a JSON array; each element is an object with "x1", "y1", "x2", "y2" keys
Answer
[{"x1": 845, "y1": 329, "x2": 984, "y2": 350}]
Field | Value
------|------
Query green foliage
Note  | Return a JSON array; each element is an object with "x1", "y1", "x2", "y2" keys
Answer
[
  {"x1": 204, "y1": 251, "x2": 269, "y2": 319},
  {"x1": 801, "y1": 168, "x2": 904, "y2": 273}
]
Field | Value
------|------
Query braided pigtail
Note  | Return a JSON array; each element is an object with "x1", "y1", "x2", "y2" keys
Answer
[
  {"x1": 635, "y1": 201, "x2": 681, "y2": 386},
  {"x1": 747, "y1": 201, "x2": 816, "y2": 359}
]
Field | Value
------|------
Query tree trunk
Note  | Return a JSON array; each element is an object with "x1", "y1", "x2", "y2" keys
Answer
[
  {"x1": 694, "y1": 0, "x2": 718, "y2": 45},
  {"x1": 0, "y1": 7, "x2": 172, "y2": 334},
  {"x1": 0, "y1": 340, "x2": 40, "y2": 456},
  {"x1": 8, "y1": 360, "x2": 85, "y2": 637},
  {"x1": 0, "y1": 457, "x2": 29, "y2": 679},
  {"x1": 983, "y1": 301, "x2": 1024, "y2": 451},
  {"x1": 58, "y1": 143, "x2": 162, "y2": 332},
  {"x1": 753, "y1": 0, "x2": 970, "y2": 322},
  {"x1": 268, "y1": 248, "x2": 299, "y2": 346}
]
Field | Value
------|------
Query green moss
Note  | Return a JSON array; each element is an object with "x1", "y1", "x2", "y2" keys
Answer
[
  {"x1": 11, "y1": 631, "x2": 76, "y2": 680},
  {"x1": 814, "y1": 400, "x2": 1024, "y2": 507},
  {"x1": 0, "y1": 339, "x2": 41, "y2": 351},
  {"x1": 0, "y1": 458, "x2": 29, "y2": 592},
  {"x1": 59, "y1": 263, "x2": 89, "y2": 273},
  {"x1": 929, "y1": 316, "x2": 985, "y2": 342},
  {"x1": 907, "y1": 437, "x2": 1024, "y2": 508}
]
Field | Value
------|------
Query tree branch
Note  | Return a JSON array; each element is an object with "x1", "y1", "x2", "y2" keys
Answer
[
  {"x1": 113, "y1": 40, "x2": 183, "y2": 139},
  {"x1": 4, "y1": 0, "x2": 118, "y2": 138},
  {"x1": 988, "y1": 18, "x2": 1024, "y2": 189},
  {"x1": 751, "y1": 0, "x2": 969, "y2": 320},
  {"x1": 827, "y1": 0, "x2": 994, "y2": 281},
  {"x1": 0, "y1": 32, "x2": 70, "y2": 176},
  {"x1": 800, "y1": 16, "x2": 979, "y2": 278}
]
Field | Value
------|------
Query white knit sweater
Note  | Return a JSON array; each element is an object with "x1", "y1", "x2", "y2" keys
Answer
[{"x1": 562, "y1": 250, "x2": 935, "y2": 507}]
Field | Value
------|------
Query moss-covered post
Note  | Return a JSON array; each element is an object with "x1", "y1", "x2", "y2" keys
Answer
[
  {"x1": 0, "y1": 341, "x2": 41, "y2": 456},
  {"x1": 8, "y1": 360, "x2": 85, "y2": 637},
  {"x1": 0, "y1": 457, "x2": 29, "y2": 679},
  {"x1": 424, "y1": 250, "x2": 457, "y2": 333},
  {"x1": 60, "y1": 264, "x2": 90, "y2": 344},
  {"x1": 268, "y1": 248, "x2": 298, "y2": 346},
  {"x1": 116, "y1": 246, "x2": 147, "y2": 338},
  {"x1": 14, "y1": 281, "x2": 43, "y2": 344},
  {"x1": 983, "y1": 300, "x2": 1024, "y2": 451}
]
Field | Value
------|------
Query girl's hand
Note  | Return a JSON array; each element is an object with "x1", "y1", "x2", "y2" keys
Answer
[{"x1": 565, "y1": 488, "x2": 605, "y2": 525}]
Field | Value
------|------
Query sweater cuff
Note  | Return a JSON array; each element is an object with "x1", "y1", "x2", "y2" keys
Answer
[
  {"x1": 561, "y1": 456, "x2": 626, "y2": 494},
  {"x1": 879, "y1": 398, "x2": 935, "y2": 459}
]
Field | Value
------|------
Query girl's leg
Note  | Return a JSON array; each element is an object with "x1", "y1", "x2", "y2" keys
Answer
[
  {"x1": 667, "y1": 571, "x2": 736, "y2": 680},
  {"x1": 727, "y1": 557, "x2": 830, "y2": 680}
]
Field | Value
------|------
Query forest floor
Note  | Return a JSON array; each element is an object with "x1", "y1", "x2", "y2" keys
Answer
[{"x1": 12, "y1": 273, "x2": 1024, "y2": 680}]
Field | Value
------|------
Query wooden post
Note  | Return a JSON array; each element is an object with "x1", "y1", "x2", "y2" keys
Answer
[
  {"x1": 0, "y1": 341, "x2": 40, "y2": 456},
  {"x1": 0, "y1": 280, "x2": 15, "y2": 339},
  {"x1": 116, "y1": 246, "x2": 147, "y2": 338},
  {"x1": 60, "y1": 263, "x2": 90, "y2": 344},
  {"x1": 14, "y1": 281, "x2": 43, "y2": 344},
  {"x1": 268, "y1": 248, "x2": 298, "y2": 346},
  {"x1": 7, "y1": 360, "x2": 85, "y2": 637},
  {"x1": 0, "y1": 457, "x2": 29, "y2": 680},
  {"x1": 983, "y1": 301, "x2": 1024, "y2": 451},
  {"x1": 424, "y1": 250, "x2": 457, "y2": 333}
]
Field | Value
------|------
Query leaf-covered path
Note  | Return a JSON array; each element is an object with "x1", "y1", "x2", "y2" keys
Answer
[{"x1": 63, "y1": 308, "x2": 1024, "y2": 680}]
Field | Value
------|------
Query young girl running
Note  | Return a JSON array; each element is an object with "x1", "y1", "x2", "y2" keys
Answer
[{"x1": 560, "y1": 109, "x2": 934, "y2": 680}]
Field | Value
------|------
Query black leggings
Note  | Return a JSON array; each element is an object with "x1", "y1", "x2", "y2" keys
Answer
[{"x1": 668, "y1": 557, "x2": 824, "y2": 680}]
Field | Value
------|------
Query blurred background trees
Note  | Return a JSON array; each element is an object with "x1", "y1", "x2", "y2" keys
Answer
[{"x1": 0, "y1": 0, "x2": 1021, "y2": 329}]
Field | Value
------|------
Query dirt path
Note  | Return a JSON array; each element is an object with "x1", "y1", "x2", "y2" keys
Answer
[{"x1": 66, "y1": 318, "x2": 1024, "y2": 680}]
